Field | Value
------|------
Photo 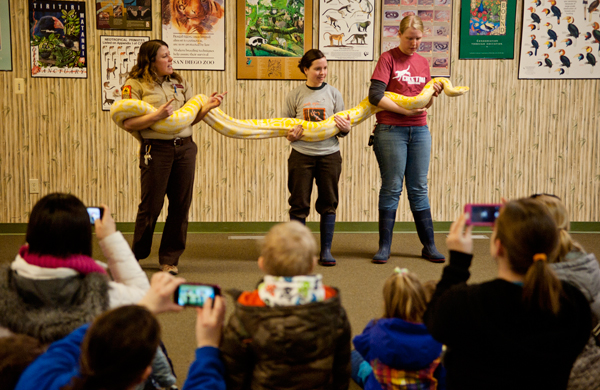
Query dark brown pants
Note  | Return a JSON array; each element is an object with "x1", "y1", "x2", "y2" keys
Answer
[
  {"x1": 132, "y1": 138, "x2": 197, "y2": 266},
  {"x1": 287, "y1": 149, "x2": 342, "y2": 219}
]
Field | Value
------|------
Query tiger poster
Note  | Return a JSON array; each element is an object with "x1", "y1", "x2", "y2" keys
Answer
[
  {"x1": 161, "y1": 0, "x2": 225, "y2": 70},
  {"x1": 318, "y1": 0, "x2": 375, "y2": 61},
  {"x1": 237, "y1": 0, "x2": 313, "y2": 80}
]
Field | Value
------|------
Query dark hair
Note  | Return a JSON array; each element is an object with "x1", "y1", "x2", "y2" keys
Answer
[
  {"x1": 0, "y1": 335, "x2": 45, "y2": 390},
  {"x1": 127, "y1": 39, "x2": 182, "y2": 84},
  {"x1": 495, "y1": 198, "x2": 562, "y2": 315},
  {"x1": 26, "y1": 193, "x2": 92, "y2": 258},
  {"x1": 298, "y1": 49, "x2": 325, "y2": 75},
  {"x1": 63, "y1": 305, "x2": 161, "y2": 390}
]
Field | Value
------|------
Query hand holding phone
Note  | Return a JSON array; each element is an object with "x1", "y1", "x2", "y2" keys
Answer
[
  {"x1": 464, "y1": 204, "x2": 502, "y2": 226},
  {"x1": 87, "y1": 207, "x2": 104, "y2": 224},
  {"x1": 174, "y1": 283, "x2": 221, "y2": 307}
]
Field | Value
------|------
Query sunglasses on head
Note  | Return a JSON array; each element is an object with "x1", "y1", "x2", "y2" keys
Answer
[{"x1": 530, "y1": 193, "x2": 561, "y2": 201}]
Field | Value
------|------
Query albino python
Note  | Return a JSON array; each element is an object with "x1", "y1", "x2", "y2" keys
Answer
[{"x1": 110, "y1": 78, "x2": 469, "y2": 142}]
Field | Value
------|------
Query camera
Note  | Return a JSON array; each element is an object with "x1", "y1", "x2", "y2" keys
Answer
[
  {"x1": 86, "y1": 207, "x2": 104, "y2": 224},
  {"x1": 464, "y1": 204, "x2": 502, "y2": 226},
  {"x1": 173, "y1": 283, "x2": 221, "y2": 307}
]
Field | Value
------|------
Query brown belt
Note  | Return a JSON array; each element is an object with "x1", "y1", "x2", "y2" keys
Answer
[{"x1": 143, "y1": 136, "x2": 192, "y2": 146}]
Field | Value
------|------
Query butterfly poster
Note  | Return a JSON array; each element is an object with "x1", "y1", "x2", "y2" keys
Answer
[
  {"x1": 381, "y1": 0, "x2": 453, "y2": 77},
  {"x1": 237, "y1": 0, "x2": 313, "y2": 80},
  {"x1": 161, "y1": 0, "x2": 225, "y2": 71},
  {"x1": 318, "y1": 0, "x2": 376, "y2": 61},
  {"x1": 29, "y1": 0, "x2": 87, "y2": 78}
]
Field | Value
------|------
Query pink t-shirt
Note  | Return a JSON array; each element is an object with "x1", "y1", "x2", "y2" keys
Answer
[{"x1": 371, "y1": 47, "x2": 431, "y2": 127}]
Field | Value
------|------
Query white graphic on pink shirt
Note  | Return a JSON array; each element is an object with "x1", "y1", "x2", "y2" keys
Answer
[{"x1": 392, "y1": 65, "x2": 426, "y2": 85}]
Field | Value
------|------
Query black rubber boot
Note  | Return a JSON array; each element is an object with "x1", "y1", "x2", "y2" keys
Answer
[
  {"x1": 372, "y1": 209, "x2": 396, "y2": 264},
  {"x1": 289, "y1": 215, "x2": 306, "y2": 225},
  {"x1": 318, "y1": 214, "x2": 337, "y2": 266},
  {"x1": 413, "y1": 208, "x2": 445, "y2": 263}
]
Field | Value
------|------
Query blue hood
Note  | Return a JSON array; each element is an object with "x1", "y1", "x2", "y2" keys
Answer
[{"x1": 353, "y1": 318, "x2": 442, "y2": 370}]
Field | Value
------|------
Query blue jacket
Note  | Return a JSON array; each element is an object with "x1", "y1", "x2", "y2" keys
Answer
[
  {"x1": 15, "y1": 324, "x2": 225, "y2": 390},
  {"x1": 353, "y1": 318, "x2": 444, "y2": 390}
]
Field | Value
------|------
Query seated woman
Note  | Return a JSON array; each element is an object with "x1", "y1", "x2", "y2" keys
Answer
[
  {"x1": 0, "y1": 193, "x2": 149, "y2": 343},
  {"x1": 424, "y1": 198, "x2": 591, "y2": 390}
]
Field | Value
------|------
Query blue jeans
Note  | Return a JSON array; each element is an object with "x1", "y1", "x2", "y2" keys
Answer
[{"x1": 373, "y1": 124, "x2": 431, "y2": 212}]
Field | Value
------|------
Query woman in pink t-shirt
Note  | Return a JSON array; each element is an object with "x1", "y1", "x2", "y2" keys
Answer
[{"x1": 368, "y1": 16, "x2": 444, "y2": 264}]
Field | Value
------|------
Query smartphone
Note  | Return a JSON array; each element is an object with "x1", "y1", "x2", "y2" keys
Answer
[
  {"x1": 86, "y1": 207, "x2": 104, "y2": 224},
  {"x1": 464, "y1": 204, "x2": 502, "y2": 226},
  {"x1": 174, "y1": 283, "x2": 221, "y2": 307}
]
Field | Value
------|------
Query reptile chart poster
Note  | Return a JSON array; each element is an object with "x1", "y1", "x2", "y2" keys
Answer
[
  {"x1": 318, "y1": 0, "x2": 376, "y2": 61},
  {"x1": 29, "y1": 0, "x2": 87, "y2": 78},
  {"x1": 161, "y1": 0, "x2": 225, "y2": 71},
  {"x1": 459, "y1": 0, "x2": 516, "y2": 59},
  {"x1": 518, "y1": 0, "x2": 600, "y2": 79},
  {"x1": 381, "y1": 0, "x2": 453, "y2": 77},
  {"x1": 96, "y1": 0, "x2": 152, "y2": 31},
  {"x1": 100, "y1": 36, "x2": 149, "y2": 111},
  {"x1": 237, "y1": 0, "x2": 313, "y2": 80}
]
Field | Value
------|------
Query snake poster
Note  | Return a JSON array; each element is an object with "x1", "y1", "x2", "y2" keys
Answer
[
  {"x1": 381, "y1": 0, "x2": 453, "y2": 77},
  {"x1": 161, "y1": 0, "x2": 225, "y2": 71},
  {"x1": 518, "y1": 0, "x2": 600, "y2": 79},
  {"x1": 237, "y1": 0, "x2": 313, "y2": 80},
  {"x1": 28, "y1": 0, "x2": 87, "y2": 78},
  {"x1": 318, "y1": 0, "x2": 376, "y2": 61}
]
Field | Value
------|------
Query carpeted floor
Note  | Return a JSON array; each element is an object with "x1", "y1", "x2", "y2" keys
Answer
[{"x1": 2, "y1": 231, "x2": 600, "y2": 388}]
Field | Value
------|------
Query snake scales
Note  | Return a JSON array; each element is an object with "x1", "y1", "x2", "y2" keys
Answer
[{"x1": 110, "y1": 78, "x2": 469, "y2": 142}]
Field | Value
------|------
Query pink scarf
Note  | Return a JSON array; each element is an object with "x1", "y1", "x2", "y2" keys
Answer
[{"x1": 19, "y1": 245, "x2": 107, "y2": 275}]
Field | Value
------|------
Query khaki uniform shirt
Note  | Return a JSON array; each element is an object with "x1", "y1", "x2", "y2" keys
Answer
[{"x1": 122, "y1": 76, "x2": 194, "y2": 140}]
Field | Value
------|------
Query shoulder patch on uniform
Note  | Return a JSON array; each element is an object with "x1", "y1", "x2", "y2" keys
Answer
[{"x1": 122, "y1": 85, "x2": 132, "y2": 99}]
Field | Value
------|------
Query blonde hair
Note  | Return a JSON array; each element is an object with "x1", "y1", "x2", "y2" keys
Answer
[
  {"x1": 399, "y1": 15, "x2": 424, "y2": 34},
  {"x1": 260, "y1": 221, "x2": 317, "y2": 277},
  {"x1": 382, "y1": 269, "x2": 428, "y2": 323},
  {"x1": 532, "y1": 195, "x2": 584, "y2": 261}
]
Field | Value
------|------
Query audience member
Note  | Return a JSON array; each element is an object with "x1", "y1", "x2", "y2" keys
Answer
[
  {"x1": 532, "y1": 194, "x2": 600, "y2": 390},
  {"x1": 15, "y1": 272, "x2": 226, "y2": 390},
  {"x1": 424, "y1": 198, "x2": 592, "y2": 390},
  {"x1": 220, "y1": 221, "x2": 351, "y2": 389},
  {"x1": 0, "y1": 193, "x2": 174, "y2": 388},
  {"x1": 0, "y1": 335, "x2": 45, "y2": 390},
  {"x1": 352, "y1": 267, "x2": 444, "y2": 389}
]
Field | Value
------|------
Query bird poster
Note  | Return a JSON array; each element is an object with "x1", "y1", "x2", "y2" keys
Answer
[
  {"x1": 0, "y1": 0, "x2": 12, "y2": 71},
  {"x1": 29, "y1": 0, "x2": 87, "y2": 78},
  {"x1": 459, "y1": 0, "x2": 517, "y2": 59},
  {"x1": 236, "y1": 0, "x2": 313, "y2": 80},
  {"x1": 381, "y1": 0, "x2": 453, "y2": 77},
  {"x1": 318, "y1": 0, "x2": 376, "y2": 61},
  {"x1": 161, "y1": 0, "x2": 225, "y2": 71},
  {"x1": 100, "y1": 36, "x2": 149, "y2": 111},
  {"x1": 96, "y1": 0, "x2": 152, "y2": 31},
  {"x1": 518, "y1": 0, "x2": 600, "y2": 79}
]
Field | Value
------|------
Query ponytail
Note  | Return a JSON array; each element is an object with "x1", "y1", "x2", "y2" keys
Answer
[{"x1": 495, "y1": 199, "x2": 563, "y2": 315}]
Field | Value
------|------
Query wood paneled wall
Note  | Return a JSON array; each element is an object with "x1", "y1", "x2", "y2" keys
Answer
[{"x1": 1, "y1": 0, "x2": 598, "y2": 223}]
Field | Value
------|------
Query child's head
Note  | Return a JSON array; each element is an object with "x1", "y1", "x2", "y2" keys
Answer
[
  {"x1": 0, "y1": 334, "x2": 45, "y2": 390},
  {"x1": 382, "y1": 268, "x2": 428, "y2": 323},
  {"x1": 259, "y1": 221, "x2": 317, "y2": 277}
]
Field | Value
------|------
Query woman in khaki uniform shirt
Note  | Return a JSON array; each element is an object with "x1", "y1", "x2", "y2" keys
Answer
[{"x1": 122, "y1": 39, "x2": 226, "y2": 275}]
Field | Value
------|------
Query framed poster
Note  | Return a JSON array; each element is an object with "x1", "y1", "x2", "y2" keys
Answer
[
  {"x1": 29, "y1": 0, "x2": 87, "y2": 78},
  {"x1": 100, "y1": 35, "x2": 149, "y2": 111},
  {"x1": 96, "y1": 0, "x2": 152, "y2": 31},
  {"x1": 237, "y1": 0, "x2": 313, "y2": 80},
  {"x1": 0, "y1": 0, "x2": 12, "y2": 71},
  {"x1": 318, "y1": 0, "x2": 375, "y2": 61},
  {"x1": 459, "y1": 0, "x2": 516, "y2": 59},
  {"x1": 381, "y1": 0, "x2": 453, "y2": 77},
  {"x1": 518, "y1": 0, "x2": 600, "y2": 79},
  {"x1": 161, "y1": 0, "x2": 225, "y2": 70}
]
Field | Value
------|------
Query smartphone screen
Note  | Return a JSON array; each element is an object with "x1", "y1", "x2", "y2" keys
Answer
[
  {"x1": 175, "y1": 284, "x2": 219, "y2": 307},
  {"x1": 86, "y1": 207, "x2": 104, "y2": 224},
  {"x1": 465, "y1": 204, "x2": 501, "y2": 226}
]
